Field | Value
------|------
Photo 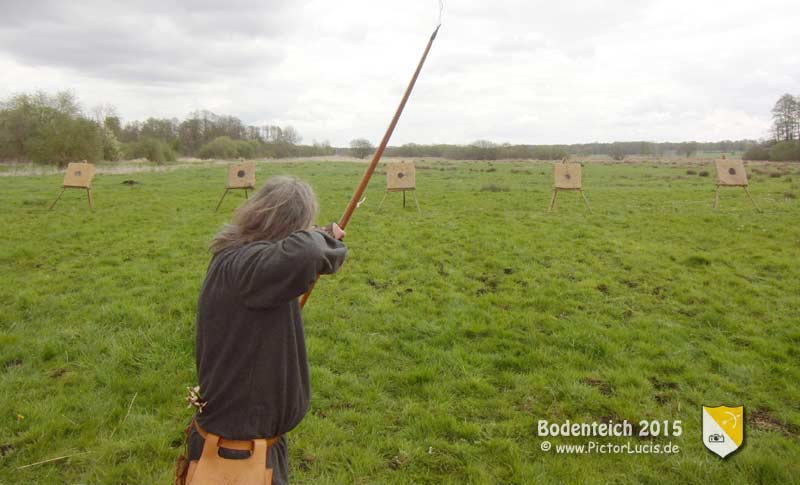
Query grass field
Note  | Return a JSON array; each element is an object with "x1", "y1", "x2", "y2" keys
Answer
[{"x1": 1, "y1": 159, "x2": 799, "y2": 484}]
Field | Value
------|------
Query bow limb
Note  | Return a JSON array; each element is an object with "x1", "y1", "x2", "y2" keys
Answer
[{"x1": 300, "y1": 25, "x2": 441, "y2": 308}]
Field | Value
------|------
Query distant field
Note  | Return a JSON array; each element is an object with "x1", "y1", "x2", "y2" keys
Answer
[{"x1": 1, "y1": 159, "x2": 798, "y2": 483}]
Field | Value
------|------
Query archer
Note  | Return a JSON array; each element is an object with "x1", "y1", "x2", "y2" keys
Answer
[{"x1": 175, "y1": 176, "x2": 347, "y2": 484}]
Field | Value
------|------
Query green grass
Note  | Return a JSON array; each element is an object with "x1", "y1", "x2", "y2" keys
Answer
[{"x1": 1, "y1": 159, "x2": 799, "y2": 484}]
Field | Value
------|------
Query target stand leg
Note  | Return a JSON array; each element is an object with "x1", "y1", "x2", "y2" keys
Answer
[
  {"x1": 580, "y1": 190, "x2": 592, "y2": 213},
  {"x1": 743, "y1": 186, "x2": 761, "y2": 212},
  {"x1": 215, "y1": 188, "x2": 230, "y2": 212},
  {"x1": 377, "y1": 191, "x2": 389, "y2": 211},
  {"x1": 714, "y1": 185, "x2": 720, "y2": 209},
  {"x1": 86, "y1": 188, "x2": 93, "y2": 210},
  {"x1": 548, "y1": 188, "x2": 559, "y2": 212},
  {"x1": 403, "y1": 190, "x2": 407, "y2": 208},
  {"x1": 412, "y1": 190, "x2": 421, "y2": 213},
  {"x1": 49, "y1": 188, "x2": 66, "y2": 210},
  {"x1": 244, "y1": 189, "x2": 249, "y2": 199}
]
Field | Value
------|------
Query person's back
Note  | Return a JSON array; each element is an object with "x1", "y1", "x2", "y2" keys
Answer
[
  {"x1": 180, "y1": 176, "x2": 347, "y2": 485},
  {"x1": 195, "y1": 232, "x2": 346, "y2": 438}
]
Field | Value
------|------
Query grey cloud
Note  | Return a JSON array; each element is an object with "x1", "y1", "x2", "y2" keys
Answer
[
  {"x1": 0, "y1": 0, "x2": 300, "y2": 83},
  {"x1": 1, "y1": 0, "x2": 798, "y2": 145}
]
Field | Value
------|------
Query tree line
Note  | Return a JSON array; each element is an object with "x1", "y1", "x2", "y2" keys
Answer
[
  {"x1": 0, "y1": 91, "x2": 334, "y2": 165},
  {"x1": 375, "y1": 139, "x2": 756, "y2": 161},
  {"x1": 741, "y1": 93, "x2": 800, "y2": 161},
  {"x1": 2, "y1": 90, "x2": 798, "y2": 165}
]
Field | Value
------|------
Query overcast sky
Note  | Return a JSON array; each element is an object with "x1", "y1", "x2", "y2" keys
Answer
[{"x1": 1, "y1": 0, "x2": 798, "y2": 146}]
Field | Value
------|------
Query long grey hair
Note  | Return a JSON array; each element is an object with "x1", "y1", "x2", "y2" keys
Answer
[{"x1": 210, "y1": 175, "x2": 318, "y2": 254}]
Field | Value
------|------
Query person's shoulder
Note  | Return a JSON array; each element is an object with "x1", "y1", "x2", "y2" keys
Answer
[
  {"x1": 216, "y1": 233, "x2": 329, "y2": 261},
  {"x1": 211, "y1": 240, "x2": 271, "y2": 264}
]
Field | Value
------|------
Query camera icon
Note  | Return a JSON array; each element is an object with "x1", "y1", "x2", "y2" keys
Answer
[{"x1": 708, "y1": 433, "x2": 725, "y2": 443}]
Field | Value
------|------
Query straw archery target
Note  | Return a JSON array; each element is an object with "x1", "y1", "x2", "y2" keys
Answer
[
  {"x1": 386, "y1": 161, "x2": 416, "y2": 190},
  {"x1": 715, "y1": 159, "x2": 748, "y2": 186},
  {"x1": 62, "y1": 162, "x2": 96, "y2": 188},
  {"x1": 554, "y1": 162, "x2": 582, "y2": 189},
  {"x1": 227, "y1": 161, "x2": 255, "y2": 189}
]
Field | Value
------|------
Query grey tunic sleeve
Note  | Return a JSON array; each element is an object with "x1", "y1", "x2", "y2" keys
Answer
[{"x1": 230, "y1": 230, "x2": 347, "y2": 309}]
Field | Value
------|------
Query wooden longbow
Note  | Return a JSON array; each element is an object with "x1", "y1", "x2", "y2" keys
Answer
[{"x1": 301, "y1": 22, "x2": 442, "y2": 308}]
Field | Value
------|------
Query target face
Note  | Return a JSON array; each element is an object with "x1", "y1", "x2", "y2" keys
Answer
[
  {"x1": 554, "y1": 163, "x2": 582, "y2": 189},
  {"x1": 227, "y1": 161, "x2": 256, "y2": 188},
  {"x1": 386, "y1": 161, "x2": 416, "y2": 190},
  {"x1": 715, "y1": 159, "x2": 748, "y2": 186},
  {"x1": 62, "y1": 162, "x2": 96, "y2": 188}
]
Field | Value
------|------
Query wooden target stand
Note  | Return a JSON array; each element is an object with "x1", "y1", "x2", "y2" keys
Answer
[
  {"x1": 215, "y1": 161, "x2": 256, "y2": 212},
  {"x1": 548, "y1": 161, "x2": 591, "y2": 212},
  {"x1": 50, "y1": 161, "x2": 96, "y2": 210},
  {"x1": 378, "y1": 161, "x2": 420, "y2": 212},
  {"x1": 713, "y1": 157, "x2": 760, "y2": 212}
]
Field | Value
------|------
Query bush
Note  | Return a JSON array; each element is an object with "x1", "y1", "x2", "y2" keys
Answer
[
  {"x1": 268, "y1": 141, "x2": 299, "y2": 158},
  {"x1": 769, "y1": 141, "x2": 800, "y2": 162},
  {"x1": 25, "y1": 115, "x2": 103, "y2": 165},
  {"x1": 234, "y1": 140, "x2": 260, "y2": 159},
  {"x1": 124, "y1": 137, "x2": 176, "y2": 164},
  {"x1": 195, "y1": 137, "x2": 289, "y2": 159},
  {"x1": 742, "y1": 145, "x2": 771, "y2": 161},
  {"x1": 528, "y1": 146, "x2": 569, "y2": 160},
  {"x1": 0, "y1": 91, "x2": 104, "y2": 165},
  {"x1": 698, "y1": 170, "x2": 709, "y2": 177},
  {"x1": 197, "y1": 136, "x2": 238, "y2": 159}
]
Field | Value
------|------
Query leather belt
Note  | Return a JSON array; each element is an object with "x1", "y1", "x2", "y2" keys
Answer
[{"x1": 193, "y1": 419, "x2": 280, "y2": 452}]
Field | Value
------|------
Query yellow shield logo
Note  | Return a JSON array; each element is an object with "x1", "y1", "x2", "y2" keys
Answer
[{"x1": 702, "y1": 405, "x2": 744, "y2": 458}]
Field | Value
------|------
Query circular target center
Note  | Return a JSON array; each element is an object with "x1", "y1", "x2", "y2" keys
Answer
[
  {"x1": 398, "y1": 172, "x2": 405, "y2": 178},
  {"x1": 237, "y1": 170, "x2": 246, "y2": 178},
  {"x1": 728, "y1": 168, "x2": 736, "y2": 175},
  {"x1": 565, "y1": 173, "x2": 571, "y2": 179},
  {"x1": 74, "y1": 171, "x2": 82, "y2": 177}
]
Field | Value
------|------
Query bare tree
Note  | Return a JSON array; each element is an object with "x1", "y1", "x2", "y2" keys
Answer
[
  {"x1": 771, "y1": 93, "x2": 799, "y2": 141},
  {"x1": 609, "y1": 143, "x2": 626, "y2": 160},
  {"x1": 280, "y1": 126, "x2": 301, "y2": 145},
  {"x1": 795, "y1": 96, "x2": 800, "y2": 141},
  {"x1": 90, "y1": 103, "x2": 118, "y2": 125},
  {"x1": 677, "y1": 141, "x2": 699, "y2": 158}
]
